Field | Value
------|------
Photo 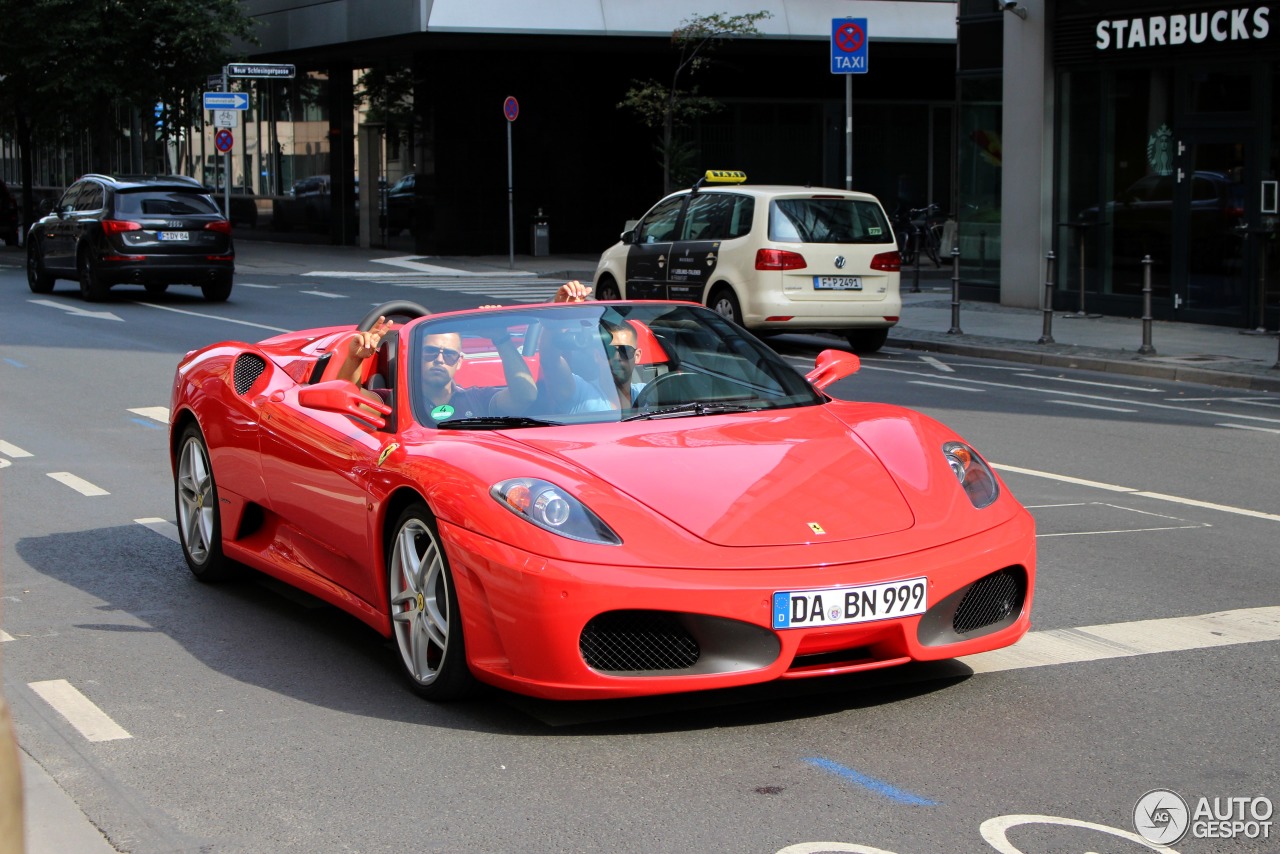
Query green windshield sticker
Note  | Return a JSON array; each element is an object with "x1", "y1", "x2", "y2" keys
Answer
[
  {"x1": 868, "y1": 227, "x2": 882, "y2": 235},
  {"x1": 430, "y1": 405, "x2": 455, "y2": 421}
]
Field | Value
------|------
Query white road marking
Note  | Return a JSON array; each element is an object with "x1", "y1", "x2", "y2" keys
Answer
[
  {"x1": 0, "y1": 440, "x2": 33, "y2": 458},
  {"x1": 1177, "y1": 395, "x2": 1280, "y2": 407},
  {"x1": 136, "y1": 301, "x2": 291, "y2": 333},
  {"x1": 127, "y1": 407, "x2": 169, "y2": 423},
  {"x1": 1217, "y1": 422, "x2": 1280, "y2": 434},
  {"x1": 0, "y1": 460, "x2": 9, "y2": 470},
  {"x1": 135, "y1": 518, "x2": 180, "y2": 543},
  {"x1": 962, "y1": 606, "x2": 1280, "y2": 673},
  {"x1": 1040, "y1": 524, "x2": 1205, "y2": 537},
  {"x1": 918, "y1": 355, "x2": 953, "y2": 373},
  {"x1": 373, "y1": 255, "x2": 537, "y2": 276},
  {"x1": 909, "y1": 381, "x2": 984, "y2": 392},
  {"x1": 993, "y1": 462, "x2": 1280, "y2": 522},
  {"x1": 1048, "y1": 399, "x2": 1137, "y2": 413},
  {"x1": 28, "y1": 680, "x2": 132, "y2": 742},
  {"x1": 300, "y1": 290, "x2": 346, "y2": 299},
  {"x1": 234, "y1": 283, "x2": 277, "y2": 289},
  {"x1": 0, "y1": 631, "x2": 12, "y2": 643},
  {"x1": 27, "y1": 299, "x2": 123, "y2": 322},
  {"x1": 46, "y1": 472, "x2": 109, "y2": 496},
  {"x1": 1017, "y1": 373, "x2": 1159, "y2": 392},
  {"x1": 862, "y1": 364, "x2": 1280, "y2": 425}
]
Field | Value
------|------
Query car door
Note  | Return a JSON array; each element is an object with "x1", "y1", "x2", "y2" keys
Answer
[
  {"x1": 625, "y1": 196, "x2": 685, "y2": 300},
  {"x1": 256, "y1": 391, "x2": 387, "y2": 609},
  {"x1": 666, "y1": 192, "x2": 745, "y2": 303},
  {"x1": 40, "y1": 183, "x2": 85, "y2": 274}
]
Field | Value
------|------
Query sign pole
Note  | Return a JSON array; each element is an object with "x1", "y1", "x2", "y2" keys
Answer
[
  {"x1": 222, "y1": 66, "x2": 230, "y2": 218},
  {"x1": 507, "y1": 119, "x2": 514, "y2": 270},
  {"x1": 845, "y1": 76, "x2": 852, "y2": 190}
]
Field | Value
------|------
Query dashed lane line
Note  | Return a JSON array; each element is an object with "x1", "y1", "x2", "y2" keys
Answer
[
  {"x1": 0, "y1": 631, "x2": 12, "y2": 643},
  {"x1": 135, "y1": 301, "x2": 290, "y2": 333},
  {"x1": 0, "y1": 440, "x2": 33, "y2": 458},
  {"x1": 909, "y1": 381, "x2": 983, "y2": 392},
  {"x1": 1016, "y1": 373, "x2": 1160, "y2": 392},
  {"x1": 28, "y1": 680, "x2": 132, "y2": 742},
  {"x1": 1048, "y1": 399, "x2": 1137, "y2": 413},
  {"x1": 300, "y1": 290, "x2": 346, "y2": 299},
  {"x1": 46, "y1": 472, "x2": 109, "y2": 496},
  {"x1": 1217, "y1": 422, "x2": 1280, "y2": 435},
  {"x1": 127, "y1": 407, "x2": 169, "y2": 424},
  {"x1": 917, "y1": 355, "x2": 953, "y2": 373}
]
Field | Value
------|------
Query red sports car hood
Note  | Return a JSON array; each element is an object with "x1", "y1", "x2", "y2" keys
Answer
[{"x1": 509, "y1": 407, "x2": 915, "y2": 547}]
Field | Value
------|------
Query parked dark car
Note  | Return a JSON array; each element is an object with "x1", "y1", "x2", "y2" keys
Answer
[
  {"x1": 386, "y1": 172, "x2": 426, "y2": 233},
  {"x1": 0, "y1": 179, "x2": 18, "y2": 246},
  {"x1": 25, "y1": 174, "x2": 234, "y2": 302}
]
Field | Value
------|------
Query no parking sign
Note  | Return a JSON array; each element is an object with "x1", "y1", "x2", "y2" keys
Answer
[
  {"x1": 214, "y1": 128, "x2": 234, "y2": 153},
  {"x1": 831, "y1": 18, "x2": 869, "y2": 74}
]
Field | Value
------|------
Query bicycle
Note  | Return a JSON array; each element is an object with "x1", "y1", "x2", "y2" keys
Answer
[{"x1": 893, "y1": 203, "x2": 945, "y2": 268}]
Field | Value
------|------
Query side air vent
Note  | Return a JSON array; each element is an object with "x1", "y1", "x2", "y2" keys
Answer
[{"x1": 233, "y1": 353, "x2": 267, "y2": 395}]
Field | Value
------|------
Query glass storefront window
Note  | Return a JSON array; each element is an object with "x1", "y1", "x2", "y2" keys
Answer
[{"x1": 957, "y1": 76, "x2": 1002, "y2": 286}]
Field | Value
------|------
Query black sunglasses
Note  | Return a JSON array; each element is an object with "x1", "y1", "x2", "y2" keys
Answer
[
  {"x1": 608, "y1": 344, "x2": 637, "y2": 361},
  {"x1": 422, "y1": 345, "x2": 462, "y2": 366}
]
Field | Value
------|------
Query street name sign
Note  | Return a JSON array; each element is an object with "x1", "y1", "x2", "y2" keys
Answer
[
  {"x1": 203, "y1": 92, "x2": 249, "y2": 110},
  {"x1": 831, "y1": 18, "x2": 869, "y2": 74},
  {"x1": 226, "y1": 63, "x2": 296, "y2": 79}
]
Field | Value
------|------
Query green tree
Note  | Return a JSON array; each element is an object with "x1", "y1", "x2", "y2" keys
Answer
[
  {"x1": 619, "y1": 10, "x2": 770, "y2": 194},
  {"x1": 0, "y1": 0, "x2": 254, "y2": 228}
]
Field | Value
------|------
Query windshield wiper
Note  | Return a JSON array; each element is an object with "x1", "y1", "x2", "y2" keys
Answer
[
  {"x1": 437, "y1": 416, "x2": 560, "y2": 430},
  {"x1": 621, "y1": 401, "x2": 768, "y2": 421}
]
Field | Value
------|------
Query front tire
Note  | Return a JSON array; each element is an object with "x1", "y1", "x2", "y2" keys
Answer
[
  {"x1": 26, "y1": 242, "x2": 54, "y2": 294},
  {"x1": 78, "y1": 252, "x2": 109, "y2": 302},
  {"x1": 175, "y1": 424, "x2": 235, "y2": 581},
  {"x1": 387, "y1": 504, "x2": 474, "y2": 700},
  {"x1": 595, "y1": 275, "x2": 621, "y2": 302}
]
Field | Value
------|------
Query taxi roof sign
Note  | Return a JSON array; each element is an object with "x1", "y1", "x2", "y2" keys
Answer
[{"x1": 704, "y1": 170, "x2": 747, "y2": 184}]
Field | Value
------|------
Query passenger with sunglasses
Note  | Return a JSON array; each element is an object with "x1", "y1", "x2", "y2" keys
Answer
[{"x1": 536, "y1": 314, "x2": 646, "y2": 415}]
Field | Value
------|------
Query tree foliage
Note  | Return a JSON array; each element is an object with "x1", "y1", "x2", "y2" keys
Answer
[
  {"x1": 619, "y1": 10, "x2": 771, "y2": 193},
  {"x1": 0, "y1": 0, "x2": 254, "y2": 222}
]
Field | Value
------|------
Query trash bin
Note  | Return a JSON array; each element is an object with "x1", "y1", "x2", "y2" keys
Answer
[{"x1": 531, "y1": 208, "x2": 550, "y2": 257}]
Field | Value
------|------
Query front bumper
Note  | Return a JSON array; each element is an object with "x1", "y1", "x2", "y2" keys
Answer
[{"x1": 441, "y1": 511, "x2": 1036, "y2": 700}]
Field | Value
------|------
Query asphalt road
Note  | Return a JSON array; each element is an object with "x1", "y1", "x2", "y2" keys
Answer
[{"x1": 1, "y1": 262, "x2": 1277, "y2": 853}]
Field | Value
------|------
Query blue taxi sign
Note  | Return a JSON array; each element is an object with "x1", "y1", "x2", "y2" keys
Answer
[{"x1": 831, "y1": 18, "x2": 869, "y2": 74}]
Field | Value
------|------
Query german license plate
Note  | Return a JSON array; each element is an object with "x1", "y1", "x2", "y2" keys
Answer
[
  {"x1": 814, "y1": 276, "x2": 862, "y2": 290},
  {"x1": 772, "y1": 577, "x2": 927, "y2": 629},
  {"x1": 157, "y1": 231, "x2": 190, "y2": 241}
]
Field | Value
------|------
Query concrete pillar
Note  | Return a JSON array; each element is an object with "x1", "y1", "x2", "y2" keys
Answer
[{"x1": 999, "y1": 0, "x2": 1053, "y2": 309}]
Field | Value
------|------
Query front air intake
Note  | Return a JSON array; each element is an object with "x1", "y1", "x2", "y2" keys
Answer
[
  {"x1": 580, "y1": 611, "x2": 700, "y2": 673},
  {"x1": 233, "y1": 353, "x2": 266, "y2": 395},
  {"x1": 952, "y1": 568, "x2": 1023, "y2": 635}
]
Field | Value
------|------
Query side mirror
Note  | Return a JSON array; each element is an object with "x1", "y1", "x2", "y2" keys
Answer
[
  {"x1": 620, "y1": 229, "x2": 636, "y2": 245},
  {"x1": 805, "y1": 349, "x2": 860, "y2": 391},
  {"x1": 298, "y1": 380, "x2": 391, "y2": 429}
]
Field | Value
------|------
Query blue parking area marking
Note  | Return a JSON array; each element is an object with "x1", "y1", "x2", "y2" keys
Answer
[
  {"x1": 130, "y1": 418, "x2": 165, "y2": 430},
  {"x1": 803, "y1": 757, "x2": 937, "y2": 806},
  {"x1": 4, "y1": 358, "x2": 25, "y2": 368}
]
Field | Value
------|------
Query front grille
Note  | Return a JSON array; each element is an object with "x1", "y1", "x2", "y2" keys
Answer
[
  {"x1": 952, "y1": 568, "x2": 1023, "y2": 635},
  {"x1": 233, "y1": 353, "x2": 266, "y2": 395},
  {"x1": 580, "y1": 611, "x2": 700, "y2": 672}
]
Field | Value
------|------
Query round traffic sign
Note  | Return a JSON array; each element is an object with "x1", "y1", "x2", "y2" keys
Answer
[
  {"x1": 503, "y1": 96, "x2": 519, "y2": 122},
  {"x1": 214, "y1": 128, "x2": 234, "y2": 153},
  {"x1": 835, "y1": 21, "x2": 865, "y2": 53}
]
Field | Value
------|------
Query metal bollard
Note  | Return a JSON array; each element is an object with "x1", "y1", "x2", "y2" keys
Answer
[
  {"x1": 1038, "y1": 250, "x2": 1056, "y2": 345},
  {"x1": 1138, "y1": 254, "x2": 1157, "y2": 355},
  {"x1": 948, "y1": 245, "x2": 963, "y2": 335}
]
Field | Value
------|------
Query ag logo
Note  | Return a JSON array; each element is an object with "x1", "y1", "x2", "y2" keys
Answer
[{"x1": 1134, "y1": 788, "x2": 1190, "y2": 845}]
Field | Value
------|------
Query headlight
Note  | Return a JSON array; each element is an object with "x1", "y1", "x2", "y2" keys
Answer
[
  {"x1": 491, "y1": 478, "x2": 622, "y2": 545},
  {"x1": 942, "y1": 441, "x2": 999, "y2": 509}
]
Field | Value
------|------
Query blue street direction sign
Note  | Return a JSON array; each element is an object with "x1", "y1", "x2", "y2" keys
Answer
[
  {"x1": 831, "y1": 18, "x2": 869, "y2": 74},
  {"x1": 203, "y1": 91, "x2": 249, "y2": 111}
]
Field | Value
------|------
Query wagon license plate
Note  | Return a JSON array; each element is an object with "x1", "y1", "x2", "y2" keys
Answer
[
  {"x1": 772, "y1": 577, "x2": 927, "y2": 629},
  {"x1": 157, "y1": 231, "x2": 190, "y2": 241},
  {"x1": 813, "y1": 276, "x2": 862, "y2": 290}
]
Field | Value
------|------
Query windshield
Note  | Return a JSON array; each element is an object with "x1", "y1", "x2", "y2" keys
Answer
[
  {"x1": 769, "y1": 197, "x2": 892, "y2": 244},
  {"x1": 407, "y1": 303, "x2": 824, "y2": 429}
]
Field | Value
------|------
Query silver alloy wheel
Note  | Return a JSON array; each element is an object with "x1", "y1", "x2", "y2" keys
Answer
[
  {"x1": 389, "y1": 516, "x2": 450, "y2": 686},
  {"x1": 177, "y1": 435, "x2": 215, "y2": 565},
  {"x1": 711, "y1": 289, "x2": 741, "y2": 323}
]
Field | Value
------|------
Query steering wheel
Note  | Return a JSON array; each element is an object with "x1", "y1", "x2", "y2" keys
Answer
[
  {"x1": 634, "y1": 371, "x2": 701, "y2": 407},
  {"x1": 357, "y1": 300, "x2": 430, "y2": 331}
]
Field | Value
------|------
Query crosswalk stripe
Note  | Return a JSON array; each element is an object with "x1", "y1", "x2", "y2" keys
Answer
[
  {"x1": 47, "y1": 472, "x2": 109, "y2": 496},
  {"x1": 0, "y1": 440, "x2": 33, "y2": 458}
]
